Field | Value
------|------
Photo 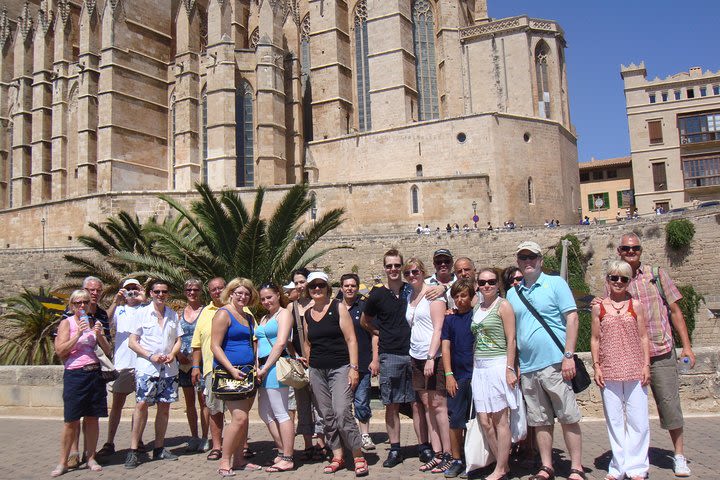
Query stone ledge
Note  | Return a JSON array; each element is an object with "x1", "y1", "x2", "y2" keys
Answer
[{"x1": 1, "y1": 347, "x2": 718, "y2": 418}]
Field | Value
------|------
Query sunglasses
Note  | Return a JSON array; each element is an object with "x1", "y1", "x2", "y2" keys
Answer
[
  {"x1": 384, "y1": 263, "x2": 402, "y2": 270},
  {"x1": 309, "y1": 282, "x2": 328, "y2": 290},
  {"x1": 185, "y1": 288, "x2": 200, "y2": 292},
  {"x1": 512, "y1": 276, "x2": 524, "y2": 283},
  {"x1": 477, "y1": 279, "x2": 498, "y2": 287},
  {"x1": 434, "y1": 258, "x2": 452, "y2": 266},
  {"x1": 402, "y1": 269, "x2": 422, "y2": 277},
  {"x1": 152, "y1": 289, "x2": 169, "y2": 295},
  {"x1": 607, "y1": 275, "x2": 630, "y2": 284},
  {"x1": 73, "y1": 300, "x2": 90, "y2": 306},
  {"x1": 619, "y1": 245, "x2": 642, "y2": 252},
  {"x1": 517, "y1": 253, "x2": 540, "y2": 261}
]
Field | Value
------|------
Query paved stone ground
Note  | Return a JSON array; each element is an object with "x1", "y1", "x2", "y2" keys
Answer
[{"x1": 6, "y1": 415, "x2": 716, "y2": 479}]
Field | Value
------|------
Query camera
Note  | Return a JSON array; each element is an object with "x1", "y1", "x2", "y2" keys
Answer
[{"x1": 125, "y1": 290, "x2": 139, "y2": 299}]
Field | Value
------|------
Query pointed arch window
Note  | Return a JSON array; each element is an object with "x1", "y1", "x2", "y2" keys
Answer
[
  {"x1": 201, "y1": 88, "x2": 208, "y2": 183},
  {"x1": 411, "y1": 186, "x2": 420, "y2": 213},
  {"x1": 236, "y1": 81, "x2": 254, "y2": 187},
  {"x1": 170, "y1": 94, "x2": 177, "y2": 189},
  {"x1": 354, "y1": 0, "x2": 371, "y2": 132},
  {"x1": 301, "y1": 14, "x2": 313, "y2": 141},
  {"x1": 527, "y1": 177, "x2": 534, "y2": 204},
  {"x1": 412, "y1": 0, "x2": 439, "y2": 120},
  {"x1": 6, "y1": 121, "x2": 13, "y2": 208},
  {"x1": 535, "y1": 42, "x2": 550, "y2": 119}
]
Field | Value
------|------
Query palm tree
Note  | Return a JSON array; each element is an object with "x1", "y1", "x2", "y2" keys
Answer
[
  {"x1": 0, "y1": 288, "x2": 61, "y2": 365},
  {"x1": 61, "y1": 211, "x2": 186, "y2": 298},
  {"x1": 117, "y1": 182, "x2": 346, "y2": 292}
]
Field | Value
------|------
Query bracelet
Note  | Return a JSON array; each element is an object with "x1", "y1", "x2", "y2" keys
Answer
[
  {"x1": 444, "y1": 371, "x2": 454, "y2": 377},
  {"x1": 191, "y1": 365, "x2": 200, "y2": 369},
  {"x1": 506, "y1": 366, "x2": 516, "y2": 374}
]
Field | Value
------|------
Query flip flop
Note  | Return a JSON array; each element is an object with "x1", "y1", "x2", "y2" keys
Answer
[
  {"x1": 87, "y1": 459, "x2": 103, "y2": 472},
  {"x1": 51, "y1": 465, "x2": 68, "y2": 477},
  {"x1": 217, "y1": 468, "x2": 236, "y2": 477},
  {"x1": 233, "y1": 463, "x2": 262, "y2": 471}
]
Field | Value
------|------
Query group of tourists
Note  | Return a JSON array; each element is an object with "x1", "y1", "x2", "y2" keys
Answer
[{"x1": 50, "y1": 232, "x2": 695, "y2": 480}]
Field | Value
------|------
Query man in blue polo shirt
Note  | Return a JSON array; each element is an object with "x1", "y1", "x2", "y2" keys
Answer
[{"x1": 506, "y1": 241, "x2": 585, "y2": 480}]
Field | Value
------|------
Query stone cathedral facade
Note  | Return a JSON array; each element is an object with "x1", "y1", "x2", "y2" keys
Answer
[{"x1": 0, "y1": 0, "x2": 579, "y2": 247}]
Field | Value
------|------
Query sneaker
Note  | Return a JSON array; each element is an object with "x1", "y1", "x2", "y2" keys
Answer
[
  {"x1": 124, "y1": 450, "x2": 140, "y2": 469},
  {"x1": 97, "y1": 442, "x2": 115, "y2": 457},
  {"x1": 444, "y1": 460, "x2": 465, "y2": 478},
  {"x1": 154, "y1": 447, "x2": 179, "y2": 461},
  {"x1": 673, "y1": 454, "x2": 691, "y2": 477},
  {"x1": 200, "y1": 438, "x2": 212, "y2": 452},
  {"x1": 360, "y1": 434, "x2": 375, "y2": 452},
  {"x1": 186, "y1": 437, "x2": 201, "y2": 452}
]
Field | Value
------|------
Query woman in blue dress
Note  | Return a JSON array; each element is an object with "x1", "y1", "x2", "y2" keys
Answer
[
  {"x1": 210, "y1": 278, "x2": 261, "y2": 476},
  {"x1": 256, "y1": 283, "x2": 296, "y2": 472}
]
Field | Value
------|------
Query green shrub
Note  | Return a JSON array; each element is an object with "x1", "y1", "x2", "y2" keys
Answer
[
  {"x1": 576, "y1": 310, "x2": 592, "y2": 353},
  {"x1": 665, "y1": 219, "x2": 695, "y2": 250},
  {"x1": 675, "y1": 285, "x2": 704, "y2": 344}
]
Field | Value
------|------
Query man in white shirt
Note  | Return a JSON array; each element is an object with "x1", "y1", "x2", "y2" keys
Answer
[
  {"x1": 97, "y1": 278, "x2": 146, "y2": 457},
  {"x1": 125, "y1": 280, "x2": 182, "y2": 469}
]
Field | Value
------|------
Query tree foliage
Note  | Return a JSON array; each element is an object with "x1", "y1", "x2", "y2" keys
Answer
[
  {"x1": 0, "y1": 288, "x2": 61, "y2": 365},
  {"x1": 64, "y1": 183, "x2": 346, "y2": 298},
  {"x1": 665, "y1": 218, "x2": 695, "y2": 251}
]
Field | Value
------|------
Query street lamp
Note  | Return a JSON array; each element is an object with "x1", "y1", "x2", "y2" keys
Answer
[
  {"x1": 310, "y1": 207, "x2": 317, "y2": 227},
  {"x1": 40, "y1": 217, "x2": 46, "y2": 253},
  {"x1": 471, "y1": 201, "x2": 478, "y2": 229}
]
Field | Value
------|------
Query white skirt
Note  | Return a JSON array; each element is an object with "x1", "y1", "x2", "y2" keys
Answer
[{"x1": 471, "y1": 356, "x2": 517, "y2": 414}]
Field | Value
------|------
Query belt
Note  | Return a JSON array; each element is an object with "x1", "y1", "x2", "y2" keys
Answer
[{"x1": 82, "y1": 363, "x2": 101, "y2": 372}]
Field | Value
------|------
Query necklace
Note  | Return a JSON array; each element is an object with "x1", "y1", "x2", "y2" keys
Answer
[{"x1": 609, "y1": 299, "x2": 626, "y2": 314}]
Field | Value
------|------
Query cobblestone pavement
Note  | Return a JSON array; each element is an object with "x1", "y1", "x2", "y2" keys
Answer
[{"x1": 6, "y1": 415, "x2": 716, "y2": 479}]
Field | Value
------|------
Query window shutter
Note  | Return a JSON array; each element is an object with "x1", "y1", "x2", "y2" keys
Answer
[
  {"x1": 587, "y1": 194, "x2": 594, "y2": 211},
  {"x1": 603, "y1": 192, "x2": 610, "y2": 210},
  {"x1": 617, "y1": 191, "x2": 623, "y2": 208},
  {"x1": 648, "y1": 120, "x2": 663, "y2": 144}
]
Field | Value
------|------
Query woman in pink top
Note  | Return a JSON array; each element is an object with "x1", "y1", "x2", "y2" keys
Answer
[
  {"x1": 51, "y1": 290, "x2": 112, "y2": 477},
  {"x1": 591, "y1": 261, "x2": 650, "y2": 480}
]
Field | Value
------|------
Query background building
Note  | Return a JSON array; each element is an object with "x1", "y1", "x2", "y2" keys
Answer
[
  {"x1": 0, "y1": 0, "x2": 579, "y2": 248},
  {"x1": 578, "y1": 156, "x2": 633, "y2": 223},
  {"x1": 621, "y1": 62, "x2": 720, "y2": 214}
]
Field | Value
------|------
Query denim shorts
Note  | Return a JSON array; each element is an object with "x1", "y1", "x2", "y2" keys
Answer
[
  {"x1": 446, "y1": 377, "x2": 472, "y2": 429},
  {"x1": 136, "y1": 373, "x2": 179, "y2": 406}
]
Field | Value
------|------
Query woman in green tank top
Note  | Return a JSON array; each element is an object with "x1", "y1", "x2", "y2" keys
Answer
[{"x1": 470, "y1": 268, "x2": 518, "y2": 480}]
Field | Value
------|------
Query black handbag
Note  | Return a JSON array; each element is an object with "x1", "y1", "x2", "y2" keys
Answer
[
  {"x1": 515, "y1": 287, "x2": 591, "y2": 393},
  {"x1": 211, "y1": 364, "x2": 257, "y2": 399}
]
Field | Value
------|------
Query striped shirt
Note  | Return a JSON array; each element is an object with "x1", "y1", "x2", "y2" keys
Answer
[{"x1": 607, "y1": 264, "x2": 681, "y2": 358}]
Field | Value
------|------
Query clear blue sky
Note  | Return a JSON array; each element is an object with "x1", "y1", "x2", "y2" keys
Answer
[{"x1": 490, "y1": 1, "x2": 720, "y2": 163}]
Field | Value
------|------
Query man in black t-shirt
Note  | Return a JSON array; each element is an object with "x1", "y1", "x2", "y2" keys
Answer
[{"x1": 361, "y1": 249, "x2": 444, "y2": 468}]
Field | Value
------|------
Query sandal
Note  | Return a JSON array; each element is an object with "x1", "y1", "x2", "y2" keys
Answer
[
  {"x1": 568, "y1": 468, "x2": 587, "y2": 480},
  {"x1": 529, "y1": 465, "x2": 555, "y2": 480},
  {"x1": 207, "y1": 449, "x2": 223, "y2": 461},
  {"x1": 217, "y1": 468, "x2": 236, "y2": 477},
  {"x1": 243, "y1": 447, "x2": 256, "y2": 458},
  {"x1": 87, "y1": 459, "x2": 103, "y2": 472},
  {"x1": 266, "y1": 455, "x2": 294, "y2": 472},
  {"x1": 299, "y1": 446, "x2": 316, "y2": 461},
  {"x1": 233, "y1": 463, "x2": 262, "y2": 471},
  {"x1": 97, "y1": 442, "x2": 115, "y2": 457},
  {"x1": 431, "y1": 454, "x2": 453, "y2": 474},
  {"x1": 354, "y1": 457, "x2": 369, "y2": 477},
  {"x1": 419, "y1": 453, "x2": 441, "y2": 472},
  {"x1": 67, "y1": 452, "x2": 80, "y2": 469},
  {"x1": 51, "y1": 465, "x2": 68, "y2": 477},
  {"x1": 323, "y1": 457, "x2": 346, "y2": 474}
]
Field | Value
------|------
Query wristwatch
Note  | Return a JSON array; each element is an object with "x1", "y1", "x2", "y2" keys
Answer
[
  {"x1": 349, "y1": 364, "x2": 359, "y2": 371},
  {"x1": 564, "y1": 351, "x2": 574, "y2": 359}
]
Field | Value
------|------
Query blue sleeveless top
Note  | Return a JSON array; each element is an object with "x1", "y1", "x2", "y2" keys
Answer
[
  {"x1": 214, "y1": 307, "x2": 255, "y2": 368},
  {"x1": 256, "y1": 313, "x2": 286, "y2": 389}
]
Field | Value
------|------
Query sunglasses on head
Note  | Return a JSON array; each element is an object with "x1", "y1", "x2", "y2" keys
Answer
[
  {"x1": 619, "y1": 245, "x2": 642, "y2": 252},
  {"x1": 384, "y1": 263, "x2": 402, "y2": 270},
  {"x1": 402, "y1": 269, "x2": 422, "y2": 277},
  {"x1": 477, "y1": 279, "x2": 498, "y2": 287},
  {"x1": 517, "y1": 253, "x2": 539, "y2": 261},
  {"x1": 259, "y1": 282, "x2": 278, "y2": 290},
  {"x1": 607, "y1": 274, "x2": 630, "y2": 284},
  {"x1": 309, "y1": 282, "x2": 328, "y2": 290}
]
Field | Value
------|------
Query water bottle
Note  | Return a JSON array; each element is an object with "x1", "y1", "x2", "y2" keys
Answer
[
  {"x1": 79, "y1": 309, "x2": 90, "y2": 327},
  {"x1": 677, "y1": 356, "x2": 691, "y2": 374}
]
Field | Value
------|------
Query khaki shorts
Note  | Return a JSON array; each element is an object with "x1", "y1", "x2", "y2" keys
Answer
[
  {"x1": 110, "y1": 368, "x2": 136, "y2": 395},
  {"x1": 650, "y1": 349, "x2": 684, "y2": 430},
  {"x1": 203, "y1": 372, "x2": 225, "y2": 415},
  {"x1": 520, "y1": 363, "x2": 581, "y2": 427}
]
